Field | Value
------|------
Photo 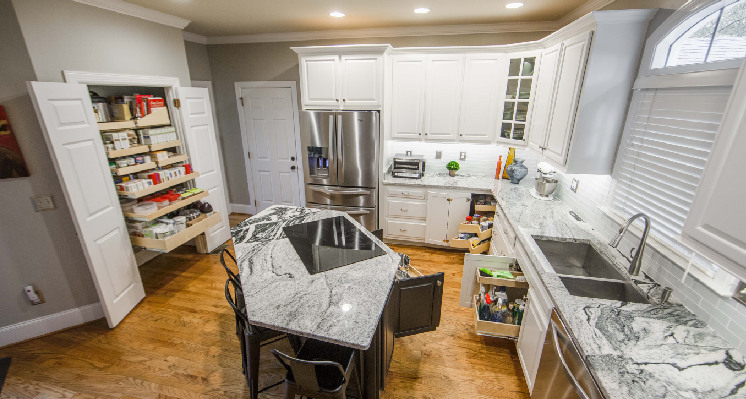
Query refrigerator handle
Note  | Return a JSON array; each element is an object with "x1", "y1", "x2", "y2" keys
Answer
[{"x1": 337, "y1": 114, "x2": 343, "y2": 183}]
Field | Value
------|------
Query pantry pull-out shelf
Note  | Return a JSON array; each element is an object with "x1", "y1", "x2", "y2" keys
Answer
[
  {"x1": 117, "y1": 172, "x2": 200, "y2": 198},
  {"x1": 107, "y1": 145, "x2": 149, "y2": 159},
  {"x1": 123, "y1": 190, "x2": 209, "y2": 221},
  {"x1": 473, "y1": 295, "x2": 521, "y2": 339},
  {"x1": 156, "y1": 154, "x2": 187, "y2": 167},
  {"x1": 130, "y1": 212, "x2": 221, "y2": 252},
  {"x1": 475, "y1": 268, "x2": 529, "y2": 289},
  {"x1": 149, "y1": 140, "x2": 181, "y2": 151},
  {"x1": 113, "y1": 162, "x2": 157, "y2": 176},
  {"x1": 98, "y1": 107, "x2": 171, "y2": 132}
]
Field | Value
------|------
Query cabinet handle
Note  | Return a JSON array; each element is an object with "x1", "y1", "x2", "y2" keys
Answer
[
  {"x1": 400, "y1": 228, "x2": 407, "y2": 232},
  {"x1": 402, "y1": 192, "x2": 409, "y2": 195},
  {"x1": 400, "y1": 208, "x2": 408, "y2": 211}
]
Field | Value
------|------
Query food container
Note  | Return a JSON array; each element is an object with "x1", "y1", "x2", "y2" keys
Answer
[
  {"x1": 125, "y1": 157, "x2": 136, "y2": 166},
  {"x1": 116, "y1": 159, "x2": 128, "y2": 168},
  {"x1": 104, "y1": 143, "x2": 115, "y2": 152},
  {"x1": 132, "y1": 202, "x2": 158, "y2": 215},
  {"x1": 179, "y1": 208, "x2": 200, "y2": 221},
  {"x1": 174, "y1": 216, "x2": 187, "y2": 232},
  {"x1": 119, "y1": 198, "x2": 137, "y2": 213},
  {"x1": 152, "y1": 197, "x2": 170, "y2": 209},
  {"x1": 143, "y1": 155, "x2": 152, "y2": 163},
  {"x1": 159, "y1": 218, "x2": 175, "y2": 226},
  {"x1": 134, "y1": 156, "x2": 144, "y2": 164},
  {"x1": 154, "y1": 226, "x2": 171, "y2": 239},
  {"x1": 126, "y1": 219, "x2": 149, "y2": 237}
]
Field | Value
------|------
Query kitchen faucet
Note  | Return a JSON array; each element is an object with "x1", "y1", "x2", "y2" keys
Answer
[{"x1": 609, "y1": 213, "x2": 651, "y2": 276}]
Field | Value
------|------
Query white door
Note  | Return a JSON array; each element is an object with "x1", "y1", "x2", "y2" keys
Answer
[
  {"x1": 391, "y1": 55, "x2": 427, "y2": 140},
  {"x1": 424, "y1": 55, "x2": 464, "y2": 141},
  {"x1": 300, "y1": 55, "x2": 340, "y2": 108},
  {"x1": 543, "y1": 32, "x2": 592, "y2": 166},
  {"x1": 425, "y1": 191, "x2": 450, "y2": 246},
  {"x1": 459, "y1": 54, "x2": 504, "y2": 143},
  {"x1": 240, "y1": 87, "x2": 302, "y2": 213},
  {"x1": 446, "y1": 193, "x2": 471, "y2": 242},
  {"x1": 528, "y1": 43, "x2": 562, "y2": 153},
  {"x1": 341, "y1": 55, "x2": 382, "y2": 109},
  {"x1": 178, "y1": 87, "x2": 232, "y2": 252},
  {"x1": 27, "y1": 81, "x2": 145, "y2": 328}
]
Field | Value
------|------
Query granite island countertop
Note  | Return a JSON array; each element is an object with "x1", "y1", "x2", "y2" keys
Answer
[
  {"x1": 230, "y1": 205, "x2": 400, "y2": 350},
  {"x1": 492, "y1": 178, "x2": 746, "y2": 398},
  {"x1": 383, "y1": 171, "x2": 494, "y2": 192}
]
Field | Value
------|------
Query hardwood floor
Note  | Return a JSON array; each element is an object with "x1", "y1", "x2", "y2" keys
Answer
[{"x1": 0, "y1": 214, "x2": 530, "y2": 399}]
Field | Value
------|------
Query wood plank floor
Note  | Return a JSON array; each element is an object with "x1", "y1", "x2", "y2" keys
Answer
[{"x1": 0, "y1": 213, "x2": 530, "y2": 399}]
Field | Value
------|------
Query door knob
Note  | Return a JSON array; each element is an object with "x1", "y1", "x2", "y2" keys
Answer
[
  {"x1": 291, "y1": 156, "x2": 296, "y2": 161},
  {"x1": 291, "y1": 166, "x2": 296, "y2": 170}
]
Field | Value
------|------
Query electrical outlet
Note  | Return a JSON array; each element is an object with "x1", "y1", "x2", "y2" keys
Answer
[
  {"x1": 459, "y1": 151, "x2": 467, "y2": 161},
  {"x1": 31, "y1": 195, "x2": 56, "y2": 212},
  {"x1": 405, "y1": 150, "x2": 412, "y2": 156},
  {"x1": 25, "y1": 285, "x2": 45, "y2": 305},
  {"x1": 435, "y1": 151, "x2": 442, "y2": 159},
  {"x1": 571, "y1": 178, "x2": 580, "y2": 193}
]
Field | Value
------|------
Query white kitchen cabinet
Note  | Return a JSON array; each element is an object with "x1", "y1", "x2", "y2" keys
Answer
[
  {"x1": 517, "y1": 289, "x2": 550, "y2": 392},
  {"x1": 300, "y1": 55, "x2": 341, "y2": 108},
  {"x1": 340, "y1": 54, "x2": 383, "y2": 108},
  {"x1": 681, "y1": 61, "x2": 746, "y2": 282},
  {"x1": 424, "y1": 190, "x2": 471, "y2": 246},
  {"x1": 423, "y1": 55, "x2": 464, "y2": 141},
  {"x1": 391, "y1": 55, "x2": 427, "y2": 139},
  {"x1": 528, "y1": 43, "x2": 562, "y2": 153},
  {"x1": 459, "y1": 54, "x2": 505, "y2": 142}
]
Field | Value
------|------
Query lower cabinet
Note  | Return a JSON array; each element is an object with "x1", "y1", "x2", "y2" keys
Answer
[
  {"x1": 424, "y1": 191, "x2": 471, "y2": 246},
  {"x1": 516, "y1": 289, "x2": 550, "y2": 392}
]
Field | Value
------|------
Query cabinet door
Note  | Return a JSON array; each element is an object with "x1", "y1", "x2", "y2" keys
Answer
[
  {"x1": 543, "y1": 32, "x2": 592, "y2": 166},
  {"x1": 391, "y1": 55, "x2": 427, "y2": 139},
  {"x1": 340, "y1": 55, "x2": 382, "y2": 109},
  {"x1": 446, "y1": 192, "x2": 472, "y2": 242},
  {"x1": 528, "y1": 43, "x2": 562, "y2": 153},
  {"x1": 423, "y1": 55, "x2": 464, "y2": 141},
  {"x1": 300, "y1": 55, "x2": 340, "y2": 108},
  {"x1": 517, "y1": 289, "x2": 549, "y2": 392},
  {"x1": 459, "y1": 54, "x2": 504, "y2": 142},
  {"x1": 681, "y1": 61, "x2": 746, "y2": 281},
  {"x1": 392, "y1": 272, "x2": 445, "y2": 338},
  {"x1": 425, "y1": 191, "x2": 450, "y2": 245}
]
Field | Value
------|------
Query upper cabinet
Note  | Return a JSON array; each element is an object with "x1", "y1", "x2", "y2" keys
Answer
[
  {"x1": 391, "y1": 55, "x2": 427, "y2": 140},
  {"x1": 459, "y1": 54, "x2": 505, "y2": 142},
  {"x1": 498, "y1": 54, "x2": 539, "y2": 146},
  {"x1": 528, "y1": 43, "x2": 562, "y2": 153},
  {"x1": 293, "y1": 45, "x2": 391, "y2": 110},
  {"x1": 423, "y1": 55, "x2": 464, "y2": 141}
]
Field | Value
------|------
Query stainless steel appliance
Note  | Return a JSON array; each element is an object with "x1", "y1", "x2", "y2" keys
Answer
[
  {"x1": 531, "y1": 161, "x2": 558, "y2": 201},
  {"x1": 392, "y1": 153, "x2": 426, "y2": 179},
  {"x1": 301, "y1": 111, "x2": 379, "y2": 230},
  {"x1": 532, "y1": 309, "x2": 605, "y2": 399}
]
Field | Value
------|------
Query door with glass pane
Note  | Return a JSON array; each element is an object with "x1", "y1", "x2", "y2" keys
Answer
[{"x1": 498, "y1": 53, "x2": 539, "y2": 145}]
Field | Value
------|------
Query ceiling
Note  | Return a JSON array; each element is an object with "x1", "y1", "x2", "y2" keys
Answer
[{"x1": 122, "y1": 0, "x2": 591, "y2": 37}]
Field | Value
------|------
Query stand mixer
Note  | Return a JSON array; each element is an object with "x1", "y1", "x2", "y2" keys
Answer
[{"x1": 530, "y1": 162, "x2": 558, "y2": 201}]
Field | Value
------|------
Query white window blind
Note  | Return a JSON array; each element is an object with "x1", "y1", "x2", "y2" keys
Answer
[{"x1": 612, "y1": 86, "x2": 732, "y2": 273}]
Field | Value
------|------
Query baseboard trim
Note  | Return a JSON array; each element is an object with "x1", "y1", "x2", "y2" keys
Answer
[
  {"x1": 0, "y1": 303, "x2": 104, "y2": 348},
  {"x1": 230, "y1": 203, "x2": 256, "y2": 215}
]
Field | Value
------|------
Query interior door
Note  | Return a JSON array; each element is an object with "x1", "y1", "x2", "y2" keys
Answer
[
  {"x1": 391, "y1": 55, "x2": 427, "y2": 139},
  {"x1": 301, "y1": 55, "x2": 341, "y2": 108},
  {"x1": 423, "y1": 55, "x2": 464, "y2": 141},
  {"x1": 425, "y1": 191, "x2": 450, "y2": 246},
  {"x1": 240, "y1": 87, "x2": 302, "y2": 213},
  {"x1": 177, "y1": 87, "x2": 232, "y2": 252},
  {"x1": 528, "y1": 43, "x2": 562, "y2": 153},
  {"x1": 27, "y1": 81, "x2": 145, "y2": 328},
  {"x1": 459, "y1": 54, "x2": 504, "y2": 142},
  {"x1": 340, "y1": 55, "x2": 382, "y2": 109},
  {"x1": 392, "y1": 272, "x2": 445, "y2": 338}
]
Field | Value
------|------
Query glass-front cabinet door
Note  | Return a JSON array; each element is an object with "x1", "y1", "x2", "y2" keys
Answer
[{"x1": 499, "y1": 55, "x2": 537, "y2": 145}]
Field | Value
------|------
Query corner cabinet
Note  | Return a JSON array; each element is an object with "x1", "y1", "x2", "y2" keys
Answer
[
  {"x1": 459, "y1": 54, "x2": 506, "y2": 142},
  {"x1": 424, "y1": 191, "x2": 471, "y2": 246},
  {"x1": 293, "y1": 45, "x2": 391, "y2": 110},
  {"x1": 681, "y1": 61, "x2": 746, "y2": 282}
]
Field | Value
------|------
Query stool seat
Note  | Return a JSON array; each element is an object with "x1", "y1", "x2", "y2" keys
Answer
[{"x1": 287, "y1": 339, "x2": 355, "y2": 392}]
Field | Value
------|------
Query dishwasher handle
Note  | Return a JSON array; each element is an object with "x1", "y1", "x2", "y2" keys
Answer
[{"x1": 551, "y1": 320, "x2": 591, "y2": 399}]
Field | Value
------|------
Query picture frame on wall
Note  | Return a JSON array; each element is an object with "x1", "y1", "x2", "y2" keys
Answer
[{"x1": 0, "y1": 105, "x2": 30, "y2": 179}]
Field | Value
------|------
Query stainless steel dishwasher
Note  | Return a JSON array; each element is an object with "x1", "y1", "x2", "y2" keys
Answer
[{"x1": 532, "y1": 309, "x2": 605, "y2": 399}]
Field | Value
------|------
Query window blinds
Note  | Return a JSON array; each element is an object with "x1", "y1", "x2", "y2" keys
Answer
[{"x1": 612, "y1": 86, "x2": 732, "y2": 272}]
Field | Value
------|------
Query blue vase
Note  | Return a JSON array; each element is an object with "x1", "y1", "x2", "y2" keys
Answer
[{"x1": 506, "y1": 158, "x2": 528, "y2": 184}]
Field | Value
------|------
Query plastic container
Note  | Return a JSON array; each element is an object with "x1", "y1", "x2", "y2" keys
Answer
[
  {"x1": 116, "y1": 159, "x2": 128, "y2": 168},
  {"x1": 174, "y1": 216, "x2": 187, "y2": 232},
  {"x1": 179, "y1": 208, "x2": 200, "y2": 221},
  {"x1": 151, "y1": 197, "x2": 170, "y2": 209},
  {"x1": 132, "y1": 202, "x2": 158, "y2": 215},
  {"x1": 159, "y1": 218, "x2": 175, "y2": 227},
  {"x1": 154, "y1": 226, "x2": 171, "y2": 239},
  {"x1": 119, "y1": 199, "x2": 137, "y2": 213}
]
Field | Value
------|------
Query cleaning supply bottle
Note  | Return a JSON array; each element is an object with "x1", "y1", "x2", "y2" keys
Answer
[
  {"x1": 503, "y1": 147, "x2": 515, "y2": 179},
  {"x1": 495, "y1": 155, "x2": 503, "y2": 180}
]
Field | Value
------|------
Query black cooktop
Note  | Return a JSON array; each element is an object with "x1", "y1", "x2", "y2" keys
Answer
[{"x1": 283, "y1": 216, "x2": 386, "y2": 275}]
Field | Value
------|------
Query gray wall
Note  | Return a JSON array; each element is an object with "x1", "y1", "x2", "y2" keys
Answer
[
  {"x1": 205, "y1": 32, "x2": 552, "y2": 206},
  {"x1": 12, "y1": 0, "x2": 191, "y2": 85},
  {"x1": 185, "y1": 41, "x2": 213, "y2": 81},
  {"x1": 0, "y1": 0, "x2": 98, "y2": 328}
]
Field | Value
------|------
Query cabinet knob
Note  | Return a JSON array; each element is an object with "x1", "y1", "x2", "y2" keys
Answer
[
  {"x1": 400, "y1": 228, "x2": 407, "y2": 232},
  {"x1": 460, "y1": 134, "x2": 463, "y2": 136},
  {"x1": 401, "y1": 208, "x2": 408, "y2": 211}
]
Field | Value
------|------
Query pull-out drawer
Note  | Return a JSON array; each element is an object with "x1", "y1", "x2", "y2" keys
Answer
[
  {"x1": 386, "y1": 185, "x2": 427, "y2": 200},
  {"x1": 386, "y1": 219, "x2": 426, "y2": 241},
  {"x1": 496, "y1": 205, "x2": 517, "y2": 248},
  {"x1": 386, "y1": 199, "x2": 427, "y2": 219}
]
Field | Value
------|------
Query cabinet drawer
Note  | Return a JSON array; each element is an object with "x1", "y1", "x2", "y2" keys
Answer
[
  {"x1": 386, "y1": 219, "x2": 426, "y2": 241},
  {"x1": 496, "y1": 206, "x2": 517, "y2": 248},
  {"x1": 386, "y1": 199, "x2": 427, "y2": 219},
  {"x1": 386, "y1": 186, "x2": 426, "y2": 200}
]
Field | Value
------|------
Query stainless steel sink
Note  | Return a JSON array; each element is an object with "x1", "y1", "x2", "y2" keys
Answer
[
  {"x1": 559, "y1": 276, "x2": 649, "y2": 304},
  {"x1": 534, "y1": 239, "x2": 625, "y2": 281}
]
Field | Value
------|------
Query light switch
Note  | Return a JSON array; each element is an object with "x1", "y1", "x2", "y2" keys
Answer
[
  {"x1": 31, "y1": 195, "x2": 56, "y2": 212},
  {"x1": 571, "y1": 178, "x2": 579, "y2": 193},
  {"x1": 459, "y1": 151, "x2": 467, "y2": 161}
]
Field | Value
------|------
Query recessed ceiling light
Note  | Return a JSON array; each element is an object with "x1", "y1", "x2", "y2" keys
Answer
[
  {"x1": 414, "y1": 8, "x2": 430, "y2": 13},
  {"x1": 506, "y1": 3, "x2": 524, "y2": 8},
  {"x1": 330, "y1": 11, "x2": 345, "y2": 17}
]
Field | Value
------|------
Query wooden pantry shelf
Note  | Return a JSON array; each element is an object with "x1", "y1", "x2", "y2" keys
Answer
[
  {"x1": 458, "y1": 223, "x2": 492, "y2": 240},
  {"x1": 475, "y1": 204, "x2": 497, "y2": 212},
  {"x1": 130, "y1": 212, "x2": 221, "y2": 252},
  {"x1": 107, "y1": 145, "x2": 149, "y2": 159},
  {"x1": 123, "y1": 191, "x2": 208, "y2": 221},
  {"x1": 473, "y1": 296, "x2": 521, "y2": 338},
  {"x1": 98, "y1": 108, "x2": 171, "y2": 132},
  {"x1": 117, "y1": 172, "x2": 200, "y2": 199},
  {"x1": 475, "y1": 268, "x2": 529, "y2": 289},
  {"x1": 98, "y1": 120, "x2": 135, "y2": 132},
  {"x1": 149, "y1": 140, "x2": 181, "y2": 151},
  {"x1": 156, "y1": 154, "x2": 187, "y2": 167},
  {"x1": 114, "y1": 162, "x2": 157, "y2": 176}
]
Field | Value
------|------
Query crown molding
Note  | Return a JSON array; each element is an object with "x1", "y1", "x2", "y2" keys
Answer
[
  {"x1": 72, "y1": 0, "x2": 191, "y2": 29},
  {"x1": 291, "y1": 44, "x2": 393, "y2": 55},
  {"x1": 183, "y1": 31, "x2": 208, "y2": 44},
  {"x1": 558, "y1": 0, "x2": 616, "y2": 26}
]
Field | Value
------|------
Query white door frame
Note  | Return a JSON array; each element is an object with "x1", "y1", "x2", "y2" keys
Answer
[{"x1": 234, "y1": 81, "x2": 306, "y2": 213}]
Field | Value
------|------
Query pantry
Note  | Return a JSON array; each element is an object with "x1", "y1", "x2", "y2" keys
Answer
[{"x1": 27, "y1": 72, "x2": 231, "y2": 328}]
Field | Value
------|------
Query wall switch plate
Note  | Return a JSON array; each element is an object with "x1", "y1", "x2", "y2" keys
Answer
[
  {"x1": 459, "y1": 151, "x2": 467, "y2": 161},
  {"x1": 571, "y1": 178, "x2": 579, "y2": 193},
  {"x1": 31, "y1": 195, "x2": 56, "y2": 212},
  {"x1": 435, "y1": 151, "x2": 442, "y2": 159}
]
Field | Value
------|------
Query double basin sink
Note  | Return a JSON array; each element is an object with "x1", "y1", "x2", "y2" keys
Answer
[{"x1": 534, "y1": 239, "x2": 649, "y2": 304}]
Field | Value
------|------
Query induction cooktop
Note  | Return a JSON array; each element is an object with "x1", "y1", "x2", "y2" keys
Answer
[{"x1": 283, "y1": 216, "x2": 386, "y2": 275}]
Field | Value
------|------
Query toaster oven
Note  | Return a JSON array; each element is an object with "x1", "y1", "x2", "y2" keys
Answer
[{"x1": 392, "y1": 153, "x2": 426, "y2": 179}]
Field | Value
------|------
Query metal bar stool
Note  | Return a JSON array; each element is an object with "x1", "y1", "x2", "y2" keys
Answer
[{"x1": 271, "y1": 339, "x2": 362, "y2": 399}]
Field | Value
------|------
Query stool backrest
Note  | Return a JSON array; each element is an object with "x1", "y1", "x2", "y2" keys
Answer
[
  {"x1": 271, "y1": 349, "x2": 347, "y2": 393},
  {"x1": 224, "y1": 278, "x2": 265, "y2": 336},
  {"x1": 220, "y1": 248, "x2": 241, "y2": 285}
]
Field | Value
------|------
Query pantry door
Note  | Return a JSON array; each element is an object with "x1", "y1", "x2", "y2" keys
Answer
[
  {"x1": 27, "y1": 81, "x2": 145, "y2": 328},
  {"x1": 177, "y1": 87, "x2": 232, "y2": 252}
]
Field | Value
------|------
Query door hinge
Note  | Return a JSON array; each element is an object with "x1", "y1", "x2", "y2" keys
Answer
[
  {"x1": 247, "y1": 151, "x2": 251, "y2": 159},
  {"x1": 255, "y1": 200, "x2": 258, "y2": 207},
  {"x1": 447, "y1": 198, "x2": 453, "y2": 202},
  {"x1": 444, "y1": 239, "x2": 450, "y2": 243},
  {"x1": 240, "y1": 97, "x2": 245, "y2": 106},
  {"x1": 173, "y1": 99, "x2": 181, "y2": 108}
]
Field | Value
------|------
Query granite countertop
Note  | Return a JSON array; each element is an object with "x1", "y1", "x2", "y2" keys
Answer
[
  {"x1": 492, "y1": 178, "x2": 746, "y2": 398},
  {"x1": 382, "y1": 171, "x2": 494, "y2": 192},
  {"x1": 230, "y1": 205, "x2": 400, "y2": 350}
]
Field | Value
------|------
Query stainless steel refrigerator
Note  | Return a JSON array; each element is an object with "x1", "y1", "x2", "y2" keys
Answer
[{"x1": 301, "y1": 111, "x2": 379, "y2": 231}]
